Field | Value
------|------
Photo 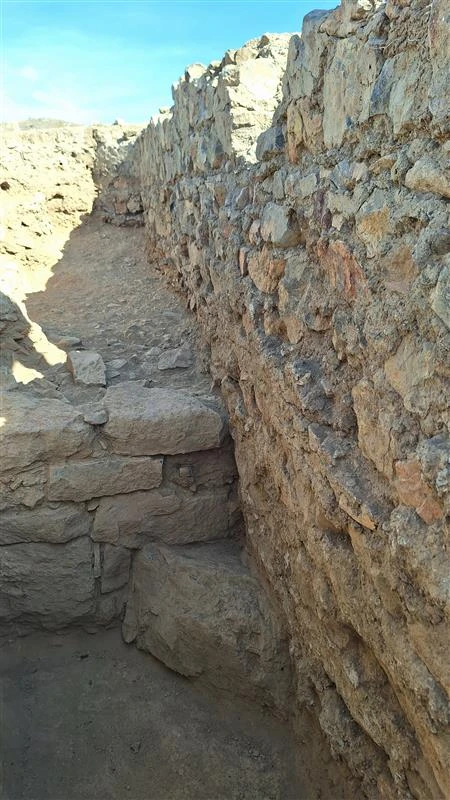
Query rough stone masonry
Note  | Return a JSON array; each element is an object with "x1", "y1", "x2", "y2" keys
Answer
[{"x1": 101, "y1": 0, "x2": 450, "y2": 797}]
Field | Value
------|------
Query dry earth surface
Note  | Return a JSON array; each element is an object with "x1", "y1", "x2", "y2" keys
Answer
[{"x1": 1, "y1": 629, "x2": 303, "y2": 800}]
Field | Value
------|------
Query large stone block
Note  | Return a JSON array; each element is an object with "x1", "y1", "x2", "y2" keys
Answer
[
  {"x1": 323, "y1": 38, "x2": 378, "y2": 148},
  {"x1": 1, "y1": 391, "x2": 92, "y2": 472},
  {"x1": 0, "y1": 503, "x2": 91, "y2": 544},
  {"x1": 123, "y1": 541, "x2": 291, "y2": 712},
  {"x1": 93, "y1": 487, "x2": 230, "y2": 546},
  {"x1": 47, "y1": 455, "x2": 163, "y2": 501},
  {"x1": 93, "y1": 488, "x2": 180, "y2": 543},
  {"x1": 103, "y1": 383, "x2": 225, "y2": 455},
  {"x1": 0, "y1": 537, "x2": 95, "y2": 629}
]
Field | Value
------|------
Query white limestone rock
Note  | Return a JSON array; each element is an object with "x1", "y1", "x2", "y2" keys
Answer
[
  {"x1": 260, "y1": 203, "x2": 301, "y2": 247},
  {"x1": 0, "y1": 390, "x2": 92, "y2": 472},
  {"x1": 405, "y1": 155, "x2": 450, "y2": 199}
]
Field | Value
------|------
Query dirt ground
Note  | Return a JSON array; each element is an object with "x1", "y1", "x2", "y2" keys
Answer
[
  {"x1": 4, "y1": 214, "x2": 211, "y2": 405},
  {"x1": 0, "y1": 628, "x2": 304, "y2": 800}
]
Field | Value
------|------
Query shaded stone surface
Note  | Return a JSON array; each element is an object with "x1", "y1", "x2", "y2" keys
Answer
[
  {"x1": 0, "y1": 537, "x2": 95, "y2": 632},
  {"x1": 0, "y1": 504, "x2": 91, "y2": 545},
  {"x1": 123, "y1": 540, "x2": 291, "y2": 713},
  {"x1": 47, "y1": 455, "x2": 163, "y2": 501},
  {"x1": 93, "y1": 487, "x2": 230, "y2": 546}
]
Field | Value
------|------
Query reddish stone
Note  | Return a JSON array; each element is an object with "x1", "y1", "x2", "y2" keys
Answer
[
  {"x1": 318, "y1": 239, "x2": 368, "y2": 301},
  {"x1": 394, "y1": 458, "x2": 444, "y2": 524},
  {"x1": 248, "y1": 246, "x2": 286, "y2": 293}
]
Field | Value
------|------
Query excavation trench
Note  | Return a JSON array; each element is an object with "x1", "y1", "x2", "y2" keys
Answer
[
  {"x1": 3, "y1": 2, "x2": 450, "y2": 793},
  {"x1": 1, "y1": 175, "x2": 351, "y2": 797}
]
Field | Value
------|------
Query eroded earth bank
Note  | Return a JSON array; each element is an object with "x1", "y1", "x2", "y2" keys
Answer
[{"x1": 1, "y1": 0, "x2": 449, "y2": 798}]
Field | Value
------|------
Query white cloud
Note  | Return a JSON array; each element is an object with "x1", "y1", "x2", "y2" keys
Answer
[{"x1": 18, "y1": 65, "x2": 39, "y2": 82}]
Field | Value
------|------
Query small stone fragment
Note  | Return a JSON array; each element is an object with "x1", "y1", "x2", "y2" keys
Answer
[
  {"x1": 107, "y1": 358, "x2": 127, "y2": 370},
  {"x1": 67, "y1": 351, "x2": 106, "y2": 386},
  {"x1": 260, "y1": 203, "x2": 301, "y2": 248},
  {"x1": 404, "y1": 156, "x2": 450, "y2": 199},
  {"x1": 431, "y1": 266, "x2": 450, "y2": 330},
  {"x1": 83, "y1": 407, "x2": 109, "y2": 425},
  {"x1": 157, "y1": 346, "x2": 193, "y2": 370},
  {"x1": 55, "y1": 335, "x2": 82, "y2": 349}
]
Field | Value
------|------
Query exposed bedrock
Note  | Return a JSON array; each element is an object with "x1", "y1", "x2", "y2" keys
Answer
[{"x1": 102, "y1": 0, "x2": 450, "y2": 796}]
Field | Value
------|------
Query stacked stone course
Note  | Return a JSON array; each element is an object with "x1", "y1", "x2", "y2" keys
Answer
[{"x1": 0, "y1": 384, "x2": 240, "y2": 634}]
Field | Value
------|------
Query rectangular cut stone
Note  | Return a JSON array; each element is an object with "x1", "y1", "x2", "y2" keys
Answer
[
  {"x1": 93, "y1": 489, "x2": 182, "y2": 543},
  {"x1": 101, "y1": 544, "x2": 131, "y2": 594},
  {"x1": 0, "y1": 503, "x2": 91, "y2": 544},
  {"x1": 103, "y1": 383, "x2": 225, "y2": 455},
  {"x1": 0, "y1": 538, "x2": 95, "y2": 629},
  {"x1": 93, "y1": 487, "x2": 230, "y2": 547},
  {"x1": 134, "y1": 488, "x2": 231, "y2": 546},
  {"x1": 1, "y1": 391, "x2": 92, "y2": 472},
  {"x1": 47, "y1": 456, "x2": 163, "y2": 501}
]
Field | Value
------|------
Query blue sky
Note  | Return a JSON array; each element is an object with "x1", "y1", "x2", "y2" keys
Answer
[{"x1": 1, "y1": 1, "x2": 334, "y2": 124}]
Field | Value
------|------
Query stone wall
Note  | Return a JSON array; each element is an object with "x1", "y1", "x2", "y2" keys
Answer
[
  {"x1": 104, "y1": 0, "x2": 450, "y2": 796},
  {"x1": 0, "y1": 380, "x2": 240, "y2": 634}
]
